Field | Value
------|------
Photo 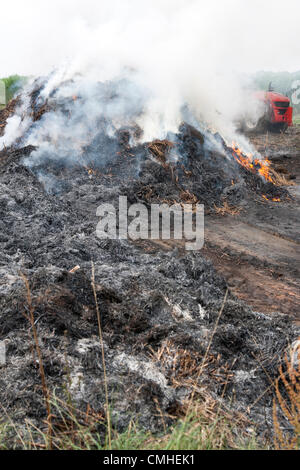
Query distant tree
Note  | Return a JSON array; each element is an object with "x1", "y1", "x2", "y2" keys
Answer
[
  {"x1": 252, "y1": 71, "x2": 300, "y2": 114},
  {"x1": 1, "y1": 75, "x2": 28, "y2": 102}
]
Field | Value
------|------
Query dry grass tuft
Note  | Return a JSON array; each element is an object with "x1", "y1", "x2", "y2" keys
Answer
[
  {"x1": 273, "y1": 341, "x2": 300, "y2": 450},
  {"x1": 143, "y1": 400, "x2": 253, "y2": 451},
  {"x1": 30, "y1": 396, "x2": 106, "y2": 450},
  {"x1": 214, "y1": 201, "x2": 242, "y2": 216},
  {"x1": 21, "y1": 274, "x2": 53, "y2": 450},
  {"x1": 150, "y1": 340, "x2": 208, "y2": 390},
  {"x1": 179, "y1": 189, "x2": 199, "y2": 205},
  {"x1": 91, "y1": 263, "x2": 112, "y2": 450},
  {"x1": 269, "y1": 168, "x2": 296, "y2": 187},
  {"x1": 149, "y1": 340, "x2": 233, "y2": 393},
  {"x1": 148, "y1": 140, "x2": 174, "y2": 164}
]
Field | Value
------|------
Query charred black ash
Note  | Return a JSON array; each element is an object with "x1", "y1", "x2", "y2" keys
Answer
[{"x1": 0, "y1": 83, "x2": 298, "y2": 443}]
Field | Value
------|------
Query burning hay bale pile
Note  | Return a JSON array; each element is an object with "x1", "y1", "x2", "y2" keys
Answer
[{"x1": 0, "y1": 78, "x2": 298, "y2": 446}]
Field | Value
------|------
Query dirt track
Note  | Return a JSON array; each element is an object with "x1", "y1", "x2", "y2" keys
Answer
[
  {"x1": 0, "y1": 84, "x2": 299, "y2": 440},
  {"x1": 137, "y1": 128, "x2": 300, "y2": 323}
]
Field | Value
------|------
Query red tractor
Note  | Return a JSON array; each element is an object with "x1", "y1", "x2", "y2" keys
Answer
[{"x1": 241, "y1": 83, "x2": 293, "y2": 133}]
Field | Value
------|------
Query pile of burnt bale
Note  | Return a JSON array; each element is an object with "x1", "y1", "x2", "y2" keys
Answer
[
  {"x1": 0, "y1": 88, "x2": 298, "y2": 444},
  {"x1": 0, "y1": 97, "x2": 20, "y2": 137}
]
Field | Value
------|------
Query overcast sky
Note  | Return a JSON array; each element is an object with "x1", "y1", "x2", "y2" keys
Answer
[{"x1": 1, "y1": 0, "x2": 299, "y2": 77}]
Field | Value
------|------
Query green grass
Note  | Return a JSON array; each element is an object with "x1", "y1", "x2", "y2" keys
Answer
[
  {"x1": 0, "y1": 75, "x2": 28, "y2": 103},
  {"x1": 0, "y1": 415, "x2": 261, "y2": 451},
  {"x1": 0, "y1": 395, "x2": 264, "y2": 451},
  {"x1": 293, "y1": 115, "x2": 300, "y2": 126}
]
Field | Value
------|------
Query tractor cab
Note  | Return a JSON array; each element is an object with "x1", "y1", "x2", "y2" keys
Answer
[
  {"x1": 255, "y1": 83, "x2": 293, "y2": 130},
  {"x1": 241, "y1": 83, "x2": 293, "y2": 133}
]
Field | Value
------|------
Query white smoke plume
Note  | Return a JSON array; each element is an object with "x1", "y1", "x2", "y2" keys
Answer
[{"x1": 1, "y1": 0, "x2": 299, "y2": 157}]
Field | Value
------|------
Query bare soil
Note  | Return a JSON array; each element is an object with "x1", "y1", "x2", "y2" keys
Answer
[
  {"x1": 135, "y1": 128, "x2": 300, "y2": 324},
  {"x1": 0, "y1": 85, "x2": 299, "y2": 444},
  {"x1": 203, "y1": 128, "x2": 300, "y2": 324}
]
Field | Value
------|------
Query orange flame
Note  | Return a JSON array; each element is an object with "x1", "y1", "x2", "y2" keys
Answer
[
  {"x1": 232, "y1": 142, "x2": 274, "y2": 184},
  {"x1": 262, "y1": 195, "x2": 281, "y2": 202},
  {"x1": 84, "y1": 166, "x2": 95, "y2": 176}
]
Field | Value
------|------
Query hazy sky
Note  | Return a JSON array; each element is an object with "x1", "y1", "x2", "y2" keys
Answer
[{"x1": 1, "y1": 0, "x2": 299, "y2": 77}]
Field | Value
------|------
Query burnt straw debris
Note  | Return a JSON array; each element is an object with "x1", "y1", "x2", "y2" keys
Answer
[{"x1": 0, "y1": 84, "x2": 298, "y2": 441}]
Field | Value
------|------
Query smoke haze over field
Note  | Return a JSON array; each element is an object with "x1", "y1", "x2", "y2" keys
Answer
[
  {"x1": 1, "y1": 1, "x2": 299, "y2": 151},
  {"x1": 2, "y1": 0, "x2": 299, "y2": 78}
]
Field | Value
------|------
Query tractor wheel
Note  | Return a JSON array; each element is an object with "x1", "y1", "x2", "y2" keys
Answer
[
  {"x1": 241, "y1": 116, "x2": 266, "y2": 134},
  {"x1": 270, "y1": 123, "x2": 289, "y2": 134}
]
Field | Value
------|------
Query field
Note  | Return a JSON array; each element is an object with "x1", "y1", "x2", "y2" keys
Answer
[
  {"x1": 0, "y1": 75, "x2": 27, "y2": 104},
  {"x1": 293, "y1": 115, "x2": 300, "y2": 126},
  {"x1": 0, "y1": 83, "x2": 299, "y2": 451}
]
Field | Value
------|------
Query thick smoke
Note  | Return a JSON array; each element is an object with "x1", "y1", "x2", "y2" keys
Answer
[{"x1": 1, "y1": 0, "x2": 299, "y2": 162}]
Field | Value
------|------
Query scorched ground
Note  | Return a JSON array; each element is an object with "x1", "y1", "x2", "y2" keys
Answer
[{"x1": 0, "y1": 81, "x2": 299, "y2": 446}]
